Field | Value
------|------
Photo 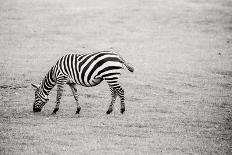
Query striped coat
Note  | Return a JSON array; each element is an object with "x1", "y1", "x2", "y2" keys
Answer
[{"x1": 31, "y1": 51, "x2": 134, "y2": 115}]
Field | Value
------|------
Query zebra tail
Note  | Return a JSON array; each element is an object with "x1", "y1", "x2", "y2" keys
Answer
[
  {"x1": 124, "y1": 62, "x2": 134, "y2": 72},
  {"x1": 118, "y1": 55, "x2": 134, "y2": 72}
]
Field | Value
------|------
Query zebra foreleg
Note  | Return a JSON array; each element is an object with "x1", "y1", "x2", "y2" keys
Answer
[
  {"x1": 106, "y1": 87, "x2": 117, "y2": 114},
  {"x1": 52, "y1": 84, "x2": 64, "y2": 114},
  {"x1": 68, "y1": 83, "x2": 81, "y2": 114}
]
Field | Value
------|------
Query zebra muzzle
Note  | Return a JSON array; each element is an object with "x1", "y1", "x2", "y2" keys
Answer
[{"x1": 33, "y1": 108, "x2": 41, "y2": 112}]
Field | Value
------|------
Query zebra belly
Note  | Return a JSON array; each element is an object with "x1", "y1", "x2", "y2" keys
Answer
[
  {"x1": 89, "y1": 78, "x2": 103, "y2": 86},
  {"x1": 68, "y1": 76, "x2": 102, "y2": 87},
  {"x1": 79, "y1": 78, "x2": 102, "y2": 87}
]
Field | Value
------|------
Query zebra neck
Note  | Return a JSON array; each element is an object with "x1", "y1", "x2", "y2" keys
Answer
[{"x1": 40, "y1": 66, "x2": 56, "y2": 96}]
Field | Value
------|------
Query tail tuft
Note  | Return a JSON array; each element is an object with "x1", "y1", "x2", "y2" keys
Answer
[
  {"x1": 124, "y1": 63, "x2": 134, "y2": 72},
  {"x1": 117, "y1": 53, "x2": 134, "y2": 72}
]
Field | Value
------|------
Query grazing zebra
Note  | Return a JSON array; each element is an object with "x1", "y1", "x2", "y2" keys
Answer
[{"x1": 31, "y1": 51, "x2": 134, "y2": 115}]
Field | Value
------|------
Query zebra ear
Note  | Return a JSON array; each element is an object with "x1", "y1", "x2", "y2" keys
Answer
[{"x1": 31, "y1": 83, "x2": 40, "y2": 89}]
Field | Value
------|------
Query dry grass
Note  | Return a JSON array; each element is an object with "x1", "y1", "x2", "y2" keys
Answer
[{"x1": 0, "y1": 0, "x2": 231, "y2": 154}]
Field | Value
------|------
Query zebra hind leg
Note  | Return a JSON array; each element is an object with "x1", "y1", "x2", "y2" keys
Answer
[
  {"x1": 106, "y1": 87, "x2": 117, "y2": 114},
  {"x1": 116, "y1": 87, "x2": 125, "y2": 114},
  {"x1": 68, "y1": 83, "x2": 81, "y2": 114},
  {"x1": 105, "y1": 78, "x2": 125, "y2": 114}
]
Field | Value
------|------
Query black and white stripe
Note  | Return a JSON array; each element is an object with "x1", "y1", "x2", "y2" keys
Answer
[{"x1": 31, "y1": 51, "x2": 134, "y2": 115}]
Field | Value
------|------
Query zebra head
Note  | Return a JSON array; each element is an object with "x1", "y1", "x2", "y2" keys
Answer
[{"x1": 31, "y1": 83, "x2": 49, "y2": 112}]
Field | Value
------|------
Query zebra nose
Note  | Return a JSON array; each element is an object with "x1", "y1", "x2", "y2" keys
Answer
[{"x1": 33, "y1": 108, "x2": 41, "y2": 112}]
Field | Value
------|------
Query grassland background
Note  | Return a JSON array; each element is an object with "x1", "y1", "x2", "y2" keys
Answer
[{"x1": 0, "y1": 0, "x2": 231, "y2": 154}]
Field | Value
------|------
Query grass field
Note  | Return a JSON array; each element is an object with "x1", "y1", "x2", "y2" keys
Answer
[{"x1": 0, "y1": 0, "x2": 231, "y2": 154}]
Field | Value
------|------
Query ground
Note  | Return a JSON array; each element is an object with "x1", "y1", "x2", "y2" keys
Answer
[{"x1": 0, "y1": 0, "x2": 232, "y2": 154}]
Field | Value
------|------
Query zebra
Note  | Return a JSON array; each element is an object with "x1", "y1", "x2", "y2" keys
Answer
[{"x1": 31, "y1": 51, "x2": 134, "y2": 115}]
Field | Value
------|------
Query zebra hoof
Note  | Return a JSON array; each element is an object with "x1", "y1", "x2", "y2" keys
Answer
[
  {"x1": 106, "y1": 108, "x2": 113, "y2": 114},
  {"x1": 76, "y1": 107, "x2": 81, "y2": 114},
  {"x1": 120, "y1": 108, "x2": 125, "y2": 114},
  {"x1": 52, "y1": 108, "x2": 59, "y2": 114}
]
